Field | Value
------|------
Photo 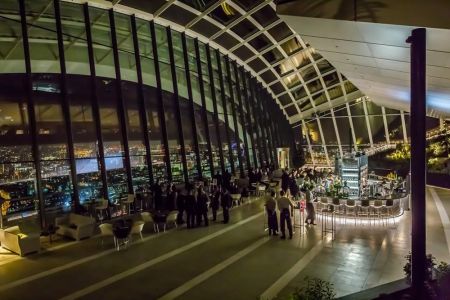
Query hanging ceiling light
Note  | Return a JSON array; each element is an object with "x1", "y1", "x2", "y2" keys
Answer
[{"x1": 221, "y1": 3, "x2": 235, "y2": 15}]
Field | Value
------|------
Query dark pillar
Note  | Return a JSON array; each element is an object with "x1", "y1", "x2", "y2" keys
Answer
[
  {"x1": 194, "y1": 39, "x2": 214, "y2": 177},
  {"x1": 109, "y1": 9, "x2": 134, "y2": 194},
  {"x1": 233, "y1": 65, "x2": 251, "y2": 173},
  {"x1": 242, "y1": 70, "x2": 258, "y2": 168},
  {"x1": 130, "y1": 15, "x2": 154, "y2": 185},
  {"x1": 19, "y1": 0, "x2": 45, "y2": 227},
  {"x1": 225, "y1": 58, "x2": 244, "y2": 176},
  {"x1": 407, "y1": 27, "x2": 427, "y2": 296},
  {"x1": 83, "y1": 4, "x2": 109, "y2": 200},
  {"x1": 150, "y1": 21, "x2": 172, "y2": 181},
  {"x1": 216, "y1": 51, "x2": 235, "y2": 175},
  {"x1": 181, "y1": 33, "x2": 202, "y2": 179},
  {"x1": 206, "y1": 45, "x2": 225, "y2": 175},
  {"x1": 54, "y1": 0, "x2": 80, "y2": 212},
  {"x1": 167, "y1": 28, "x2": 188, "y2": 184}
]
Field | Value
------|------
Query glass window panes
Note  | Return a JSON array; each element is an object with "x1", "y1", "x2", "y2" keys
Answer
[
  {"x1": 291, "y1": 50, "x2": 311, "y2": 69},
  {"x1": 283, "y1": 74, "x2": 301, "y2": 90},
  {"x1": 320, "y1": 118, "x2": 338, "y2": 145},
  {"x1": 328, "y1": 86, "x2": 344, "y2": 100},
  {"x1": 304, "y1": 120, "x2": 322, "y2": 145},
  {"x1": 209, "y1": 4, "x2": 241, "y2": 25},
  {"x1": 285, "y1": 105, "x2": 297, "y2": 117},
  {"x1": 323, "y1": 72, "x2": 340, "y2": 87},
  {"x1": 251, "y1": 5, "x2": 278, "y2": 27},
  {"x1": 262, "y1": 48, "x2": 283, "y2": 64},
  {"x1": 89, "y1": 7, "x2": 115, "y2": 79},
  {"x1": 179, "y1": 0, "x2": 216, "y2": 11},
  {"x1": 300, "y1": 65, "x2": 317, "y2": 82},
  {"x1": 0, "y1": 4, "x2": 25, "y2": 73},
  {"x1": 307, "y1": 79, "x2": 323, "y2": 94},
  {"x1": 344, "y1": 81, "x2": 358, "y2": 94},
  {"x1": 26, "y1": 0, "x2": 60, "y2": 73},
  {"x1": 0, "y1": 0, "x2": 293, "y2": 224},
  {"x1": 248, "y1": 58, "x2": 266, "y2": 73},
  {"x1": 114, "y1": 12, "x2": 138, "y2": 82},
  {"x1": 293, "y1": 86, "x2": 307, "y2": 100},
  {"x1": 191, "y1": 19, "x2": 221, "y2": 38},
  {"x1": 268, "y1": 22, "x2": 292, "y2": 42},
  {"x1": 281, "y1": 38, "x2": 302, "y2": 55},
  {"x1": 248, "y1": 34, "x2": 271, "y2": 52},
  {"x1": 214, "y1": 32, "x2": 239, "y2": 49},
  {"x1": 160, "y1": 4, "x2": 196, "y2": 26},
  {"x1": 278, "y1": 93, "x2": 292, "y2": 106},
  {"x1": 317, "y1": 60, "x2": 335, "y2": 75},
  {"x1": 270, "y1": 82, "x2": 285, "y2": 95},
  {"x1": 313, "y1": 92, "x2": 328, "y2": 107},
  {"x1": 231, "y1": 19, "x2": 257, "y2": 39}
]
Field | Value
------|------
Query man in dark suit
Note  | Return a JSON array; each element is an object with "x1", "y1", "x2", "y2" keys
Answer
[{"x1": 221, "y1": 188, "x2": 232, "y2": 224}]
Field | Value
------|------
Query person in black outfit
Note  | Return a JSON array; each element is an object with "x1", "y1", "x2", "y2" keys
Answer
[
  {"x1": 281, "y1": 170, "x2": 290, "y2": 193},
  {"x1": 176, "y1": 185, "x2": 186, "y2": 225},
  {"x1": 196, "y1": 185, "x2": 209, "y2": 226},
  {"x1": 221, "y1": 188, "x2": 232, "y2": 224},
  {"x1": 167, "y1": 184, "x2": 178, "y2": 211},
  {"x1": 213, "y1": 171, "x2": 223, "y2": 188},
  {"x1": 151, "y1": 180, "x2": 163, "y2": 210},
  {"x1": 265, "y1": 190, "x2": 278, "y2": 236},
  {"x1": 248, "y1": 168, "x2": 256, "y2": 185},
  {"x1": 289, "y1": 174, "x2": 299, "y2": 200},
  {"x1": 278, "y1": 190, "x2": 294, "y2": 239},
  {"x1": 256, "y1": 168, "x2": 263, "y2": 182},
  {"x1": 184, "y1": 184, "x2": 196, "y2": 229},
  {"x1": 211, "y1": 185, "x2": 221, "y2": 221},
  {"x1": 223, "y1": 169, "x2": 232, "y2": 191}
]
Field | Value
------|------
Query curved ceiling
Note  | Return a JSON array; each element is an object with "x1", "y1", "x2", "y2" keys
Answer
[{"x1": 74, "y1": 0, "x2": 363, "y2": 124}]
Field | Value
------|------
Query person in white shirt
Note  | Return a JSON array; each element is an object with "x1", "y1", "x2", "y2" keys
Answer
[{"x1": 277, "y1": 190, "x2": 294, "y2": 239}]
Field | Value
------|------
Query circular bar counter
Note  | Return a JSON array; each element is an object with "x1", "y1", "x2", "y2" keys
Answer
[{"x1": 309, "y1": 193, "x2": 409, "y2": 224}]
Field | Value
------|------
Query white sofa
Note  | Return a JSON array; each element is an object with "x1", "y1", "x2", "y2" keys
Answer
[
  {"x1": 55, "y1": 213, "x2": 95, "y2": 241},
  {"x1": 0, "y1": 225, "x2": 40, "y2": 256}
]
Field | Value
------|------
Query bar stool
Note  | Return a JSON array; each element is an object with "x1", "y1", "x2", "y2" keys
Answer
[
  {"x1": 321, "y1": 205, "x2": 336, "y2": 240},
  {"x1": 320, "y1": 197, "x2": 329, "y2": 210},
  {"x1": 371, "y1": 200, "x2": 383, "y2": 225},
  {"x1": 95, "y1": 198, "x2": 109, "y2": 222},
  {"x1": 331, "y1": 198, "x2": 344, "y2": 220},
  {"x1": 383, "y1": 199, "x2": 395, "y2": 226},
  {"x1": 122, "y1": 194, "x2": 135, "y2": 215},
  {"x1": 344, "y1": 199, "x2": 357, "y2": 226},
  {"x1": 358, "y1": 199, "x2": 371, "y2": 226}
]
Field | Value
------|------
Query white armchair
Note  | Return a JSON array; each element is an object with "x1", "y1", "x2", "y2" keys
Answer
[
  {"x1": 164, "y1": 211, "x2": 178, "y2": 232},
  {"x1": 0, "y1": 225, "x2": 40, "y2": 256},
  {"x1": 55, "y1": 213, "x2": 95, "y2": 241},
  {"x1": 141, "y1": 212, "x2": 159, "y2": 233},
  {"x1": 130, "y1": 221, "x2": 145, "y2": 241},
  {"x1": 99, "y1": 223, "x2": 116, "y2": 247}
]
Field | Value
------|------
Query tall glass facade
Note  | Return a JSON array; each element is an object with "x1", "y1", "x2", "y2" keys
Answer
[
  {"x1": 0, "y1": 0, "x2": 289, "y2": 225},
  {"x1": 299, "y1": 97, "x2": 410, "y2": 165}
]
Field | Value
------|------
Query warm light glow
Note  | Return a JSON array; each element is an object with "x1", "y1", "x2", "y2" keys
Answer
[{"x1": 221, "y1": 3, "x2": 234, "y2": 16}]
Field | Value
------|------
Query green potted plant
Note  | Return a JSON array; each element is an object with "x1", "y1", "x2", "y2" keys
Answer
[
  {"x1": 403, "y1": 252, "x2": 436, "y2": 282},
  {"x1": 287, "y1": 277, "x2": 336, "y2": 300}
]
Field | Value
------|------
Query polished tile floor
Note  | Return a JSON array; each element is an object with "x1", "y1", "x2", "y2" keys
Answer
[{"x1": 1, "y1": 186, "x2": 449, "y2": 300}]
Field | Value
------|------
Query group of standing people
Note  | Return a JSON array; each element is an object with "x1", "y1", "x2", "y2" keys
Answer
[
  {"x1": 176, "y1": 183, "x2": 234, "y2": 229},
  {"x1": 264, "y1": 190, "x2": 295, "y2": 239},
  {"x1": 264, "y1": 187, "x2": 317, "y2": 240},
  {"x1": 263, "y1": 168, "x2": 323, "y2": 239}
]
